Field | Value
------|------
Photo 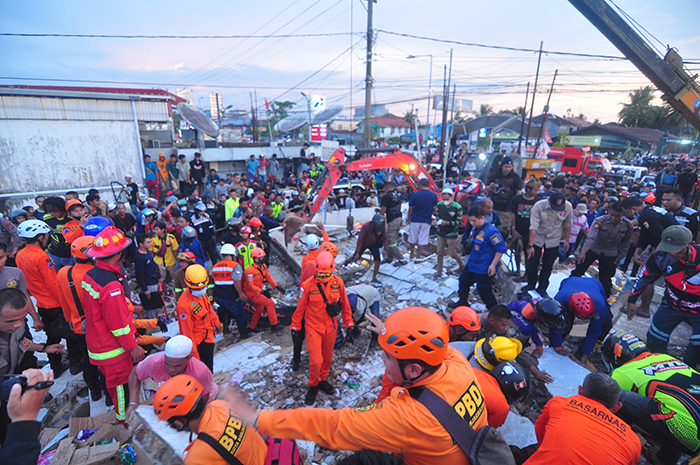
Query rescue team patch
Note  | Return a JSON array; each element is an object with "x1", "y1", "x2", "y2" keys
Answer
[
  {"x1": 453, "y1": 381, "x2": 485, "y2": 428},
  {"x1": 63, "y1": 227, "x2": 71, "y2": 234},
  {"x1": 192, "y1": 303, "x2": 203, "y2": 315},
  {"x1": 23, "y1": 340, "x2": 31, "y2": 348},
  {"x1": 46, "y1": 259, "x2": 55, "y2": 269},
  {"x1": 217, "y1": 414, "x2": 246, "y2": 455},
  {"x1": 490, "y1": 235, "x2": 501, "y2": 245},
  {"x1": 299, "y1": 288, "x2": 304, "y2": 299},
  {"x1": 248, "y1": 274, "x2": 254, "y2": 282},
  {"x1": 179, "y1": 312, "x2": 187, "y2": 320},
  {"x1": 110, "y1": 289, "x2": 122, "y2": 297},
  {"x1": 594, "y1": 222, "x2": 601, "y2": 229},
  {"x1": 354, "y1": 403, "x2": 379, "y2": 413}
]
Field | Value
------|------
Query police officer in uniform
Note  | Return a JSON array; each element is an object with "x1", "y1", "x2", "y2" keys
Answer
[
  {"x1": 572, "y1": 202, "x2": 632, "y2": 297},
  {"x1": 0, "y1": 217, "x2": 20, "y2": 266}
]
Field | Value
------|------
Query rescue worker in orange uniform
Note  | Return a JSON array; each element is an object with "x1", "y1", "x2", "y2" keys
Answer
[
  {"x1": 293, "y1": 251, "x2": 354, "y2": 405},
  {"x1": 62, "y1": 199, "x2": 90, "y2": 245},
  {"x1": 226, "y1": 306, "x2": 489, "y2": 465},
  {"x1": 243, "y1": 248, "x2": 283, "y2": 333},
  {"x1": 56, "y1": 236, "x2": 104, "y2": 401},
  {"x1": 82, "y1": 226, "x2": 146, "y2": 421},
  {"x1": 154, "y1": 375, "x2": 268, "y2": 465},
  {"x1": 524, "y1": 372, "x2": 641, "y2": 464},
  {"x1": 16, "y1": 220, "x2": 81, "y2": 378},
  {"x1": 177, "y1": 264, "x2": 222, "y2": 372},
  {"x1": 293, "y1": 242, "x2": 340, "y2": 371}
]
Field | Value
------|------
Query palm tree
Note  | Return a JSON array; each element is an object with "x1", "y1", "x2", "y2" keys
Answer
[
  {"x1": 403, "y1": 110, "x2": 417, "y2": 125},
  {"x1": 479, "y1": 104, "x2": 494, "y2": 116},
  {"x1": 618, "y1": 86, "x2": 657, "y2": 127}
]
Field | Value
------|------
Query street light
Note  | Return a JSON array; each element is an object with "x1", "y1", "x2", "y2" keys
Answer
[
  {"x1": 300, "y1": 92, "x2": 313, "y2": 142},
  {"x1": 407, "y1": 54, "x2": 433, "y2": 141}
]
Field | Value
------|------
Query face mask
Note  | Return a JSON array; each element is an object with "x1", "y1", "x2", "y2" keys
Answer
[{"x1": 191, "y1": 288, "x2": 207, "y2": 297}]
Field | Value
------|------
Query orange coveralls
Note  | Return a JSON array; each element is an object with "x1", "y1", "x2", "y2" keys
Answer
[
  {"x1": 257, "y1": 346, "x2": 488, "y2": 465},
  {"x1": 293, "y1": 275, "x2": 353, "y2": 387},
  {"x1": 176, "y1": 289, "x2": 221, "y2": 360},
  {"x1": 526, "y1": 394, "x2": 641, "y2": 465},
  {"x1": 374, "y1": 348, "x2": 509, "y2": 428},
  {"x1": 184, "y1": 400, "x2": 268, "y2": 465},
  {"x1": 15, "y1": 244, "x2": 61, "y2": 309},
  {"x1": 243, "y1": 263, "x2": 278, "y2": 329}
]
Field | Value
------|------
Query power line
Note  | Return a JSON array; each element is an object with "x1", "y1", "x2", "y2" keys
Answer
[
  {"x1": 0, "y1": 32, "x2": 357, "y2": 39},
  {"x1": 376, "y1": 29, "x2": 629, "y2": 60}
]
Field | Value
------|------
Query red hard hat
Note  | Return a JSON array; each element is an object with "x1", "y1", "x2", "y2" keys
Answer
[
  {"x1": 448, "y1": 306, "x2": 481, "y2": 331},
  {"x1": 86, "y1": 226, "x2": 131, "y2": 259},
  {"x1": 241, "y1": 226, "x2": 252, "y2": 234},
  {"x1": 569, "y1": 292, "x2": 594, "y2": 320},
  {"x1": 250, "y1": 217, "x2": 262, "y2": 228}
]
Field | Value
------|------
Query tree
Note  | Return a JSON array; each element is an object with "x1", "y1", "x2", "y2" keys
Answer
[
  {"x1": 618, "y1": 86, "x2": 657, "y2": 128},
  {"x1": 267, "y1": 101, "x2": 296, "y2": 135},
  {"x1": 479, "y1": 104, "x2": 494, "y2": 116},
  {"x1": 403, "y1": 109, "x2": 417, "y2": 125},
  {"x1": 498, "y1": 107, "x2": 526, "y2": 117},
  {"x1": 553, "y1": 130, "x2": 570, "y2": 148},
  {"x1": 576, "y1": 113, "x2": 588, "y2": 121}
]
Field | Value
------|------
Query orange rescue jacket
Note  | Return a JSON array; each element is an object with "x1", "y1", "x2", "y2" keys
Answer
[
  {"x1": 56, "y1": 262, "x2": 92, "y2": 335},
  {"x1": 184, "y1": 400, "x2": 268, "y2": 465},
  {"x1": 242, "y1": 263, "x2": 276, "y2": 298},
  {"x1": 292, "y1": 275, "x2": 353, "y2": 332},
  {"x1": 16, "y1": 244, "x2": 61, "y2": 308},
  {"x1": 62, "y1": 219, "x2": 84, "y2": 245},
  {"x1": 257, "y1": 346, "x2": 488, "y2": 465},
  {"x1": 177, "y1": 289, "x2": 221, "y2": 358}
]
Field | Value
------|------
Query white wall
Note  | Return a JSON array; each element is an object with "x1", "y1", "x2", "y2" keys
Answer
[{"x1": 0, "y1": 119, "x2": 143, "y2": 203}]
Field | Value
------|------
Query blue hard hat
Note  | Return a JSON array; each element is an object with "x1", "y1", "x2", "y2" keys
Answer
[{"x1": 84, "y1": 216, "x2": 112, "y2": 236}]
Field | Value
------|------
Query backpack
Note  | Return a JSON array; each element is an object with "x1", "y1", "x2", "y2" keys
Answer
[{"x1": 198, "y1": 434, "x2": 304, "y2": 465}]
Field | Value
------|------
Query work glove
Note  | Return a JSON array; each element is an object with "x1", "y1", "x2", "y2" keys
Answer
[
  {"x1": 157, "y1": 319, "x2": 168, "y2": 333},
  {"x1": 345, "y1": 327, "x2": 356, "y2": 344},
  {"x1": 276, "y1": 284, "x2": 286, "y2": 293}
]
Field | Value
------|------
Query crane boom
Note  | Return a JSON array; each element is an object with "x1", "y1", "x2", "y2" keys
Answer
[{"x1": 568, "y1": 0, "x2": 700, "y2": 131}]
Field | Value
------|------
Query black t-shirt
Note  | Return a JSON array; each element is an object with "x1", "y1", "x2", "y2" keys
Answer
[
  {"x1": 190, "y1": 159, "x2": 205, "y2": 181},
  {"x1": 126, "y1": 182, "x2": 139, "y2": 204},
  {"x1": 44, "y1": 216, "x2": 72, "y2": 258},
  {"x1": 381, "y1": 190, "x2": 403, "y2": 222},
  {"x1": 638, "y1": 205, "x2": 678, "y2": 250},
  {"x1": 487, "y1": 170, "x2": 523, "y2": 211},
  {"x1": 508, "y1": 194, "x2": 539, "y2": 238},
  {"x1": 671, "y1": 206, "x2": 700, "y2": 238}
]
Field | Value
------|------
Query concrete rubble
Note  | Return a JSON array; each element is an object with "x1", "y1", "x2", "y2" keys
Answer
[{"x1": 36, "y1": 219, "x2": 689, "y2": 465}]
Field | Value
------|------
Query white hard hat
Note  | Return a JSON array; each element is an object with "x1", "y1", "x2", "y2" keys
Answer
[
  {"x1": 164, "y1": 335, "x2": 193, "y2": 359},
  {"x1": 220, "y1": 243, "x2": 237, "y2": 257},
  {"x1": 306, "y1": 233, "x2": 319, "y2": 250},
  {"x1": 442, "y1": 188, "x2": 454, "y2": 195}
]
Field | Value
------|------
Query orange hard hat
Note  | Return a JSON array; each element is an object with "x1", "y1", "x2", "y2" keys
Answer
[
  {"x1": 86, "y1": 226, "x2": 131, "y2": 259},
  {"x1": 379, "y1": 307, "x2": 448, "y2": 367},
  {"x1": 315, "y1": 251, "x2": 335, "y2": 280},
  {"x1": 71, "y1": 236, "x2": 94, "y2": 260},
  {"x1": 153, "y1": 375, "x2": 204, "y2": 424},
  {"x1": 251, "y1": 248, "x2": 266, "y2": 259},
  {"x1": 448, "y1": 306, "x2": 481, "y2": 331},
  {"x1": 250, "y1": 217, "x2": 262, "y2": 228},
  {"x1": 66, "y1": 199, "x2": 84, "y2": 212},
  {"x1": 644, "y1": 194, "x2": 656, "y2": 204},
  {"x1": 319, "y1": 241, "x2": 339, "y2": 257}
]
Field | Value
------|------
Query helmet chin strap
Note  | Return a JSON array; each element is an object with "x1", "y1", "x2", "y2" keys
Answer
[{"x1": 398, "y1": 360, "x2": 422, "y2": 387}]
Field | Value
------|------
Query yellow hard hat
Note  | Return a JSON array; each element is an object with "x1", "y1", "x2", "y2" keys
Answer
[
  {"x1": 185, "y1": 264, "x2": 209, "y2": 291},
  {"x1": 474, "y1": 336, "x2": 522, "y2": 371}
]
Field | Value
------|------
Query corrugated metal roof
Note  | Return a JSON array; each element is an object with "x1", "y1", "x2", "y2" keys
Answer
[{"x1": 0, "y1": 85, "x2": 186, "y2": 103}]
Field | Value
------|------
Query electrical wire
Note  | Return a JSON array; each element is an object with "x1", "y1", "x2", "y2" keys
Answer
[{"x1": 0, "y1": 32, "x2": 355, "y2": 39}]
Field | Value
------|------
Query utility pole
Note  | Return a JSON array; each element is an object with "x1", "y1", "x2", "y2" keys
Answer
[
  {"x1": 524, "y1": 41, "x2": 543, "y2": 157},
  {"x1": 363, "y1": 0, "x2": 374, "y2": 148},
  {"x1": 440, "y1": 50, "x2": 453, "y2": 186},
  {"x1": 533, "y1": 70, "x2": 558, "y2": 158},
  {"x1": 517, "y1": 82, "x2": 530, "y2": 154},
  {"x1": 249, "y1": 92, "x2": 257, "y2": 143}
]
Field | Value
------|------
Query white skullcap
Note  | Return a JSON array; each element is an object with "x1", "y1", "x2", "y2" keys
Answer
[{"x1": 164, "y1": 335, "x2": 193, "y2": 358}]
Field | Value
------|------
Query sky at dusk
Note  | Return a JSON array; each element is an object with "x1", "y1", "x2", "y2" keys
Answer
[{"x1": 2, "y1": 0, "x2": 699, "y2": 124}]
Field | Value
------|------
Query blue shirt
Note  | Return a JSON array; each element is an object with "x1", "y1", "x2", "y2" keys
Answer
[
  {"x1": 178, "y1": 239, "x2": 207, "y2": 267},
  {"x1": 466, "y1": 222, "x2": 506, "y2": 274},
  {"x1": 553, "y1": 276, "x2": 609, "y2": 356},
  {"x1": 507, "y1": 300, "x2": 543, "y2": 347},
  {"x1": 375, "y1": 171, "x2": 386, "y2": 184},
  {"x1": 247, "y1": 159, "x2": 259, "y2": 175},
  {"x1": 409, "y1": 189, "x2": 438, "y2": 224},
  {"x1": 144, "y1": 162, "x2": 158, "y2": 181}
]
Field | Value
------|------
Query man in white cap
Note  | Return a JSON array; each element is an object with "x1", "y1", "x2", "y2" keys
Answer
[
  {"x1": 122, "y1": 174, "x2": 139, "y2": 215},
  {"x1": 435, "y1": 187, "x2": 464, "y2": 277},
  {"x1": 126, "y1": 335, "x2": 218, "y2": 416}
]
